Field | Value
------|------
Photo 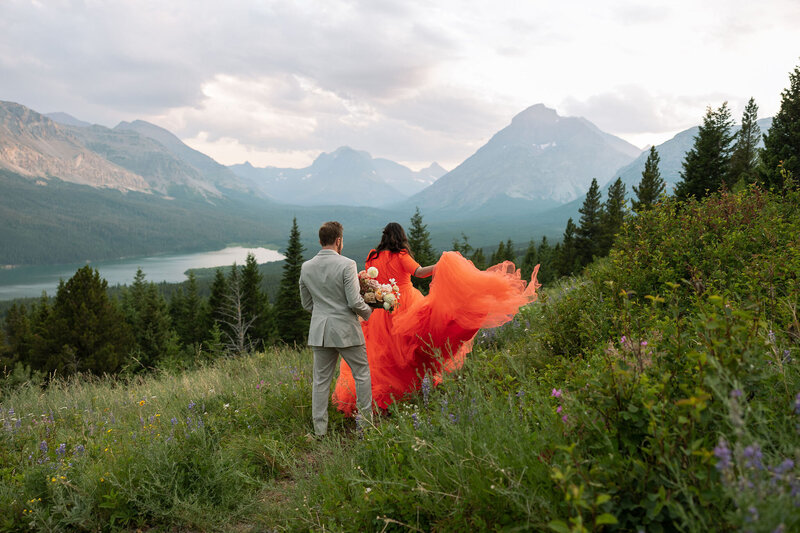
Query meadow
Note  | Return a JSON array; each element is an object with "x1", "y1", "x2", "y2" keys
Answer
[{"x1": 2, "y1": 183, "x2": 799, "y2": 532}]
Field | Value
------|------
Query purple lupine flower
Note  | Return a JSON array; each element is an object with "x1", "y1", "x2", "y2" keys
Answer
[
  {"x1": 794, "y1": 392, "x2": 800, "y2": 415},
  {"x1": 74, "y1": 444, "x2": 85, "y2": 455},
  {"x1": 768, "y1": 330, "x2": 776, "y2": 343},
  {"x1": 171, "y1": 417, "x2": 178, "y2": 426},
  {"x1": 743, "y1": 444, "x2": 764, "y2": 470},
  {"x1": 411, "y1": 413, "x2": 420, "y2": 430},
  {"x1": 551, "y1": 388, "x2": 562, "y2": 398},
  {"x1": 747, "y1": 506, "x2": 759, "y2": 523},
  {"x1": 784, "y1": 350, "x2": 792, "y2": 363},
  {"x1": 516, "y1": 390, "x2": 525, "y2": 398},
  {"x1": 421, "y1": 376, "x2": 431, "y2": 404},
  {"x1": 774, "y1": 459, "x2": 795, "y2": 475},
  {"x1": 731, "y1": 389, "x2": 743, "y2": 399},
  {"x1": 188, "y1": 401, "x2": 196, "y2": 410},
  {"x1": 449, "y1": 413, "x2": 457, "y2": 424},
  {"x1": 39, "y1": 441, "x2": 48, "y2": 453},
  {"x1": 56, "y1": 443, "x2": 66, "y2": 456},
  {"x1": 714, "y1": 438, "x2": 732, "y2": 471}
]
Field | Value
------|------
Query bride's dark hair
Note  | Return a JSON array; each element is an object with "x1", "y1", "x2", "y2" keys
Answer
[{"x1": 367, "y1": 222, "x2": 412, "y2": 262}]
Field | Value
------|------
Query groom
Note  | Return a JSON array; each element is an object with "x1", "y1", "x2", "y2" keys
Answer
[{"x1": 299, "y1": 221, "x2": 374, "y2": 436}]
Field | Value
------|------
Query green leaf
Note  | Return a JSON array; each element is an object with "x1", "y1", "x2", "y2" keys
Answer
[
  {"x1": 595, "y1": 513, "x2": 618, "y2": 525},
  {"x1": 595, "y1": 493, "x2": 611, "y2": 505},
  {"x1": 548, "y1": 520, "x2": 571, "y2": 533}
]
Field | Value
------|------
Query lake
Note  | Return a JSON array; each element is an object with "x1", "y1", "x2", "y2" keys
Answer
[{"x1": 0, "y1": 246, "x2": 285, "y2": 301}]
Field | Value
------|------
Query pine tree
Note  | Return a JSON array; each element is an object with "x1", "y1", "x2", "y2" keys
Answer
[
  {"x1": 760, "y1": 63, "x2": 800, "y2": 189},
  {"x1": 452, "y1": 233, "x2": 473, "y2": 257},
  {"x1": 182, "y1": 272, "x2": 208, "y2": 347},
  {"x1": 470, "y1": 248, "x2": 486, "y2": 270},
  {"x1": 490, "y1": 240, "x2": 507, "y2": 265},
  {"x1": 600, "y1": 178, "x2": 627, "y2": 256},
  {"x1": 122, "y1": 268, "x2": 175, "y2": 370},
  {"x1": 632, "y1": 147, "x2": 666, "y2": 213},
  {"x1": 241, "y1": 252, "x2": 272, "y2": 346},
  {"x1": 408, "y1": 207, "x2": 437, "y2": 293},
  {"x1": 275, "y1": 217, "x2": 309, "y2": 345},
  {"x1": 575, "y1": 178, "x2": 604, "y2": 266},
  {"x1": 674, "y1": 103, "x2": 734, "y2": 199},
  {"x1": 555, "y1": 219, "x2": 580, "y2": 277},
  {"x1": 728, "y1": 98, "x2": 761, "y2": 187},
  {"x1": 46, "y1": 266, "x2": 133, "y2": 375},
  {"x1": 3, "y1": 303, "x2": 33, "y2": 365},
  {"x1": 536, "y1": 236, "x2": 556, "y2": 285},
  {"x1": 208, "y1": 268, "x2": 228, "y2": 328},
  {"x1": 521, "y1": 240, "x2": 538, "y2": 281}
]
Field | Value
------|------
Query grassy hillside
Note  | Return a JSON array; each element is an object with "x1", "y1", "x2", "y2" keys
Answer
[{"x1": 2, "y1": 185, "x2": 798, "y2": 531}]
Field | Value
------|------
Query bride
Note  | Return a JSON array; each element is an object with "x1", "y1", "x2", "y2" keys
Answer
[{"x1": 333, "y1": 222, "x2": 539, "y2": 415}]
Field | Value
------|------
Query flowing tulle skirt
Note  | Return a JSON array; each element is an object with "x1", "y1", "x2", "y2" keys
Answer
[{"x1": 333, "y1": 251, "x2": 540, "y2": 415}]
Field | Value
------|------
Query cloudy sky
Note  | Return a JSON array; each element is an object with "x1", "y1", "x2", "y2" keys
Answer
[{"x1": 2, "y1": 0, "x2": 799, "y2": 170}]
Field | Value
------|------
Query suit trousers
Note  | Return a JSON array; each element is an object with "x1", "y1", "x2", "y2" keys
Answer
[{"x1": 312, "y1": 344, "x2": 372, "y2": 435}]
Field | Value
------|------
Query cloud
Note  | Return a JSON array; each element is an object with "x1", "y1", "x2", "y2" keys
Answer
[{"x1": 561, "y1": 85, "x2": 735, "y2": 137}]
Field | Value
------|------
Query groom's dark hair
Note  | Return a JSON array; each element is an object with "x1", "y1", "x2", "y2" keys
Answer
[{"x1": 319, "y1": 221, "x2": 343, "y2": 246}]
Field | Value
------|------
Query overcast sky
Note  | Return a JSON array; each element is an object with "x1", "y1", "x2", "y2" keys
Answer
[{"x1": 2, "y1": 0, "x2": 799, "y2": 170}]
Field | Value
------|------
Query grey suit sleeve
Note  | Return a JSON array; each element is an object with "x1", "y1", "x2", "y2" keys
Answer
[
  {"x1": 344, "y1": 261, "x2": 372, "y2": 321},
  {"x1": 299, "y1": 269, "x2": 313, "y2": 313}
]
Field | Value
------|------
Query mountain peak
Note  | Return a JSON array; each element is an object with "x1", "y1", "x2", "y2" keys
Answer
[{"x1": 512, "y1": 104, "x2": 560, "y2": 124}]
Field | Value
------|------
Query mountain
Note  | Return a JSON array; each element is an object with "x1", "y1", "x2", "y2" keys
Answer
[
  {"x1": 537, "y1": 116, "x2": 775, "y2": 227},
  {"x1": 45, "y1": 112, "x2": 92, "y2": 128},
  {"x1": 402, "y1": 104, "x2": 642, "y2": 216},
  {"x1": 0, "y1": 101, "x2": 150, "y2": 192},
  {"x1": 115, "y1": 120, "x2": 250, "y2": 195},
  {"x1": 229, "y1": 147, "x2": 445, "y2": 206},
  {"x1": 1, "y1": 101, "x2": 258, "y2": 199}
]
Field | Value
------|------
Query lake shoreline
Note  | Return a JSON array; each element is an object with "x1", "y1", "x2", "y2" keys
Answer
[{"x1": 0, "y1": 245, "x2": 284, "y2": 302}]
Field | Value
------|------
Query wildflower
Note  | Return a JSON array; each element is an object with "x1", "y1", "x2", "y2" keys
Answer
[
  {"x1": 449, "y1": 413, "x2": 458, "y2": 424},
  {"x1": 621, "y1": 336, "x2": 627, "y2": 344},
  {"x1": 794, "y1": 392, "x2": 800, "y2": 415},
  {"x1": 774, "y1": 459, "x2": 795, "y2": 476},
  {"x1": 713, "y1": 438, "x2": 732, "y2": 472},
  {"x1": 768, "y1": 330, "x2": 776, "y2": 343},
  {"x1": 139, "y1": 400, "x2": 145, "y2": 406},
  {"x1": 56, "y1": 443, "x2": 66, "y2": 456},
  {"x1": 561, "y1": 415, "x2": 568, "y2": 423},
  {"x1": 421, "y1": 376, "x2": 431, "y2": 404},
  {"x1": 171, "y1": 417, "x2": 178, "y2": 426},
  {"x1": 516, "y1": 390, "x2": 525, "y2": 398},
  {"x1": 743, "y1": 444, "x2": 764, "y2": 470},
  {"x1": 640, "y1": 341, "x2": 648, "y2": 347},
  {"x1": 188, "y1": 401, "x2": 196, "y2": 410},
  {"x1": 411, "y1": 413, "x2": 420, "y2": 430},
  {"x1": 551, "y1": 388, "x2": 562, "y2": 398},
  {"x1": 747, "y1": 506, "x2": 759, "y2": 523},
  {"x1": 557, "y1": 405, "x2": 563, "y2": 414},
  {"x1": 74, "y1": 444, "x2": 85, "y2": 455},
  {"x1": 224, "y1": 403, "x2": 230, "y2": 409},
  {"x1": 39, "y1": 441, "x2": 48, "y2": 453},
  {"x1": 730, "y1": 389, "x2": 743, "y2": 399}
]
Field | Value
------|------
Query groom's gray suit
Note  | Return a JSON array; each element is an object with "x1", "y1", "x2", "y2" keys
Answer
[{"x1": 299, "y1": 249, "x2": 373, "y2": 436}]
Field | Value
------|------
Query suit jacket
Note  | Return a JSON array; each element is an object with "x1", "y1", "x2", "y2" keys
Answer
[{"x1": 299, "y1": 249, "x2": 372, "y2": 347}]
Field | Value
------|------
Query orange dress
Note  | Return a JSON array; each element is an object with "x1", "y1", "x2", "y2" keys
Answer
[{"x1": 332, "y1": 250, "x2": 540, "y2": 415}]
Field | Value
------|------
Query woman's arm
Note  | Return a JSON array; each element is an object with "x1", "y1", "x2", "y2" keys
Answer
[{"x1": 414, "y1": 265, "x2": 435, "y2": 278}]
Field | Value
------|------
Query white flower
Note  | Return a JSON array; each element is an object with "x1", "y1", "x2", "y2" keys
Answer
[
  {"x1": 383, "y1": 293, "x2": 396, "y2": 305},
  {"x1": 384, "y1": 302, "x2": 392, "y2": 310},
  {"x1": 367, "y1": 266, "x2": 379, "y2": 278}
]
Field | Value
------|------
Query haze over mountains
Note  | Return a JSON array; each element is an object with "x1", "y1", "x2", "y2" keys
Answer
[
  {"x1": 0, "y1": 97, "x2": 769, "y2": 266},
  {"x1": 229, "y1": 148, "x2": 446, "y2": 206}
]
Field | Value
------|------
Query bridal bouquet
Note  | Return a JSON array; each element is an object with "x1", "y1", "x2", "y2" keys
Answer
[{"x1": 358, "y1": 266, "x2": 401, "y2": 311}]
